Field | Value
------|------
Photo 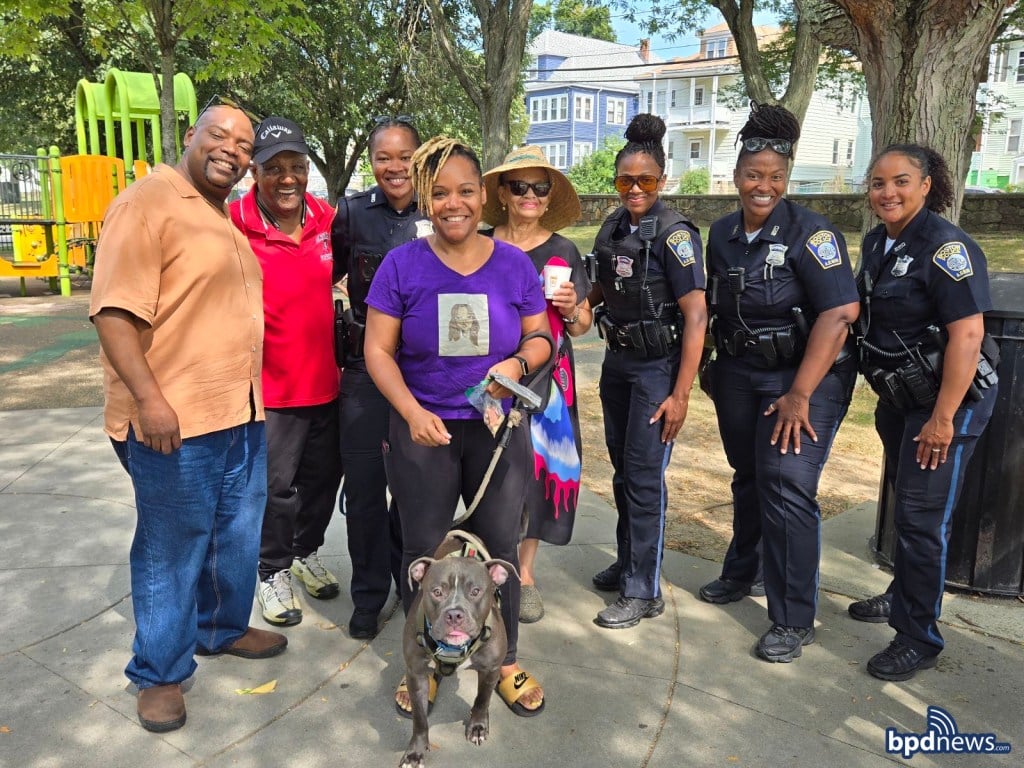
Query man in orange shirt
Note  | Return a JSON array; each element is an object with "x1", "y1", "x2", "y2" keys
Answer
[{"x1": 91, "y1": 101, "x2": 287, "y2": 734}]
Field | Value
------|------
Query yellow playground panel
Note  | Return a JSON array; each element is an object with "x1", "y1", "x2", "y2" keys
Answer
[{"x1": 0, "y1": 149, "x2": 127, "y2": 296}]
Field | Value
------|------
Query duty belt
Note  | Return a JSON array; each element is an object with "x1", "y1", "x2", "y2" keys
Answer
[{"x1": 595, "y1": 307, "x2": 680, "y2": 358}]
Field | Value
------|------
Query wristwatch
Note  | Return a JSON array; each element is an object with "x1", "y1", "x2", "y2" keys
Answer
[
  {"x1": 563, "y1": 307, "x2": 581, "y2": 325},
  {"x1": 512, "y1": 354, "x2": 529, "y2": 376}
]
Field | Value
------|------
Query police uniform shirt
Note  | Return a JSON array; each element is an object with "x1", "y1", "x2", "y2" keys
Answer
[
  {"x1": 330, "y1": 187, "x2": 430, "y2": 320},
  {"x1": 707, "y1": 198, "x2": 858, "y2": 332},
  {"x1": 860, "y1": 207, "x2": 991, "y2": 354},
  {"x1": 598, "y1": 199, "x2": 705, "y2": 313}
]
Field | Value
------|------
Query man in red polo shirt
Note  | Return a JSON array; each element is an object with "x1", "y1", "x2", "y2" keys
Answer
[{"x1": 230, "y1": 117, "x2": 343, "y2": 627}]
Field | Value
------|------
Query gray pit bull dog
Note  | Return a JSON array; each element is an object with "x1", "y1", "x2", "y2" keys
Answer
[{"x1": 399, "y1": 530, "x2": 516, "y2": 768}]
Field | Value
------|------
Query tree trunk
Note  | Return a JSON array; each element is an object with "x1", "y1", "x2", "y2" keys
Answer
[
  {"x1": 801, "y1": 0, "x2": 1011, "y2": 224},
  {"x1": 159, "y1": 46, "x2": 177, "y2": 164}
]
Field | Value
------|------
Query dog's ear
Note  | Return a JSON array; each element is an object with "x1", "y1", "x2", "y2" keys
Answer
[
  {"x1": 483, "y1": 558, "x2": 518, "y2": 587},
  {"x1": 408, "y1": 557, "x2": 437, "y2": 589}
]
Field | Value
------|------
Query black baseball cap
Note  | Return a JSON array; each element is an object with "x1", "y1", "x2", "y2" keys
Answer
[{"x1": 252, "y1": 117, "x2": 310, "y2": 164}]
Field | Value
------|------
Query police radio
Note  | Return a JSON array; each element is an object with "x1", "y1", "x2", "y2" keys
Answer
[{"x1": 638, "y1": 215, "x2": 658, "y2": 243}]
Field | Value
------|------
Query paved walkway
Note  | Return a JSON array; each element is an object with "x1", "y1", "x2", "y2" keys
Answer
[{"x1": 1, "y1": 407, "x2": 1021, "y2": 767}]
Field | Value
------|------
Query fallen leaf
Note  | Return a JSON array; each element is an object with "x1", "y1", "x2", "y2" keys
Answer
[
  {"x1": 727, "y1": 757, "x2": 740, "y2": 763},
  {"x1": 0, "y1": 726, "x2": 11, "y2": 734},
  {"x1": 235, "y1": 679, "x2": 277, "y2": 695},
  {"x1": 316, "y1": 622, "x2": 338, "y2": 630}
]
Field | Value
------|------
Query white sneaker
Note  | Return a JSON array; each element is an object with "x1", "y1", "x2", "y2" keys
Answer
[
  {"x1": 291, "y1": 551, "x2": 341, "y2": 599},
  {"x1": 257, "y1": 570, "x2": 302, "y2": 626}
]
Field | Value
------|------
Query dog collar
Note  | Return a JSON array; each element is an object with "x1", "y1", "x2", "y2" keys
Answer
[{"x1": 417, "y1": 613, "x2": 493, "y2": 674}]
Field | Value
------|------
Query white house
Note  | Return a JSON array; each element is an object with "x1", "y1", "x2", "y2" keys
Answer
[
  {"x1": 634, "y1": 23, "x2": 869, "y2": 193},
  {"x1": 971, "y1": 34, "x2": 1024, "y2": 189}
]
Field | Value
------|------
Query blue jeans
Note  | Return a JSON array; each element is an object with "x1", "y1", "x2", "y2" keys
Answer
[{"x1": 113, "y1": 422, "x2": 267, "y2": 689}]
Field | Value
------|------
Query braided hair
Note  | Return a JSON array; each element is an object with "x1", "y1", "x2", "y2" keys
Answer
[
  {"x1": 409, "y1": 136, "x2": 483, "y2": 216},
  {"x1": 368, "y1": 116, "x2": 421, "y2": 155},
  {"x1": 736, "y1": 101, "x2": 801, "y2": 159},
  {"x1": 869, "y1": 144, "x2": 954, "y2": 213},
  {"x1": 615, "y1": 113, "x2": 667, "y2": 173}
]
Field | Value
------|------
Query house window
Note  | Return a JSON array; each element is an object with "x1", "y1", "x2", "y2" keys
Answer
[
  {"x1": 575, "y1": 95, "x2": 593, "y2": 121},
  {"x1": 832, "y1": 138, "x2": 840, "y2": 165},
  {"x1": 717, "y1": 39, "x2": 727, "y2": 58},
  {"x1": 846, "y1": 139, "x2": 855, "y2": 164},
  {"x1": 655, "y1": 90, "x2": 666, "y2": 113},
  {"x1": 1008, "y1": 118, "x2": 1022, "y2": 153},
  {"x1": 646, "y1": 91, "x2": 653, "y2": 112},
  {"x1": 1017, "y1": 51, "x2": 1024, "y2": 84},
  {"x1": 530, "y1": 95, "x2": 567, "y2": 124},
  {"x1": 540, "y1": 142, "x2": 567, "y2": 168},
  {"x1": 573, "y1": 142, "x2": 593, "y2": 163},
  {"x1": 670, "y1": 89, "x2": 678, "y2": 108},
  {"x1": 705, "y1": 38, "x2": 727, "y2": 59},
  {"x1": 693, "y1": 86, "x2": 705, "y2": 106},
  {"x1": 689, "y1": 141, "x2": 701, "y2": 160},
  {"x1": 667, "y1": 141, "x2": 674, "y2": 159},
  {"x1": 992, "y1": 47, "x2": 1009, "y2": 82},
  {"x1": 606, "y1": 97, "x2": 626, "y2": 125}
]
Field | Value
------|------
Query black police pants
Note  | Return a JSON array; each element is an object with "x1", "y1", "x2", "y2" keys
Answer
[
  {"x1": 383, "y1": 412, "x2": 529, "y2": 667},
  {"x1": 599, "y1": 349, "x2": 678, "y2": 601},
  {"x1": 339, "y1": 364, "x2": 403, "y2": 615},
  {"x1": 711, "y1": 355, "x2": 854, "y2": 628},
  {"x1": 874, "y1": 384, "x2": 996, "y2": 656},
  {"x1": 259, "y1": 402, "x2": 344, "y2": 579}
]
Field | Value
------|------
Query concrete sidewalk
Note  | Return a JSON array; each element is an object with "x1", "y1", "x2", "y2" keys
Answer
[{"x1": 0, "y1": 407, "x2": 1021, "y2": 767}]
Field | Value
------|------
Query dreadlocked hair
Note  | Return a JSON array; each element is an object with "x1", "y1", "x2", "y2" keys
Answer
[
  {"x1": 410, "y1": 136, "x2": 482, "y2": 216},
  {"x1": 870, "y1": 144, "x2": 954, "y2": 213},
  {"x1": 615, "y1": 113, "x2": 667, "y2": 173},
  {"x1": 737, "y1": 101, "x2": 801, "y2": 151}
]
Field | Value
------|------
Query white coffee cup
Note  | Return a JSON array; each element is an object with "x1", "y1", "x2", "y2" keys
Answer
[{"x1": 542, "y1": 265, "x2": 572, "y2": 299}]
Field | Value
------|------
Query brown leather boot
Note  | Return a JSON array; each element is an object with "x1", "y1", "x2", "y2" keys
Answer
[
  {"x1": 137, "y1": 684, "x2": 186, "y2": 732},
  {"x1": 196, "y1": 627, "x2": 287, "y2": 659}
]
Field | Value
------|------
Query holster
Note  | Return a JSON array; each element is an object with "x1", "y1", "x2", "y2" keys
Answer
[{"x1": 334, "y1": 304, "x2": 366, "y2": 367}]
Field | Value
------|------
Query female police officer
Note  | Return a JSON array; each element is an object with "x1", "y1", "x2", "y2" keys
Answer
[
  {"x1": 698, "y1": 103, "x2": 859, "y2": 663},
  {"x1": 851, "y1": 144, "x2": 997, "y2": 681},
  {"x1": 587, "y1": 113, "x2": 707, "y2": 629},
  {"x1": 331, "y1": 116, "x2": 429, "y2": 640}
]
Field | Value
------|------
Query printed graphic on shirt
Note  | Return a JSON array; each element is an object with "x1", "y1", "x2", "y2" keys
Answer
[
  {"x1": 614, "y1": 255, "x2": 634, "y2": 278},
  {"x1": 438, "y1": 293, "x2": 489, "y2": 356},
  {"x1": 415, "y1": 220, "x2": 434, "y2": 239},
  {"x1": 666, "y1": 229, "x2": 695, "y2": 267},
  {"x1": 806, "y1": 230, "x2": 842, "y2": 269},
  {"x1": 932, "y1": 242, "x2": 974, "y2": 281}
]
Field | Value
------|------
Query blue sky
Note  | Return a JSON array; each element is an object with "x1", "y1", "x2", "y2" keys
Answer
[{"x1": 611, "y1": 6, "x2": 778, "y2": 61}]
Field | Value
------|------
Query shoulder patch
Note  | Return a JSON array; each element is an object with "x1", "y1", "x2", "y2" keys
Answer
[
  {"x1": 805, "y1": 230, "x2": 842, "y2": 269},
  {"x1": 932, "y1": 242, "x2": 973, "y2": 281},
  {"x1": 666, "y1": 229, "x2": 695, "y2": 267}
]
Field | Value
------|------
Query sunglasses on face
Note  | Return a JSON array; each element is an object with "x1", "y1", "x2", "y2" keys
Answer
[
  {"x1": 505, "y1": 179, "x2": 551, "y2": 197},
  {"x1": 742, "y1": 137, "x2": 793, "y2": 156},
  {"x1": 373, "y1": 115, "x2": 415, "y2": 126},
  {"x1": 199, "y1": 94, "x2": 262, "y2": 124},
  {"x1": 613, "y1": 174, "x2": 660, "y2": 194}
]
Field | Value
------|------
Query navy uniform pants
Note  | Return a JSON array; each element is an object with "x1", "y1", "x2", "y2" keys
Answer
[
  {"x1": 711, "y1": 354, "x2": 855, "y2": 628},
  {"x1": 260, "y1": 402, "x2": 344, "y2": 579},
  {"x1": 599, "y1": 349, "x2": 679, "y2": 601},
  {"x1": 339, "y1": 364, "x2": 403, "y2": 615},
  {"x1": 874, "y1": 384, "x2": 996, "y2": 656}
]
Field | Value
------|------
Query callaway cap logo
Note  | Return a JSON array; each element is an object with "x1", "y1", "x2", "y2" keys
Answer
[{"x1": 259, "y1": 123, "x2": 295, "y2": 141}]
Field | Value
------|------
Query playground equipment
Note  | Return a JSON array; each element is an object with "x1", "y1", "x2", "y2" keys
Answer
[{"x1": 0, "y1": 71, "x2": 197, "y2": 296}]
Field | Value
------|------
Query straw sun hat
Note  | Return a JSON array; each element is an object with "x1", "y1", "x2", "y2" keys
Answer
[{"x1": 482, "y1": 145, "x2": 581, "y2": 232}]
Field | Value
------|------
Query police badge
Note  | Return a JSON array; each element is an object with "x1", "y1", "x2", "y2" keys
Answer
[
  {"x1": 614, "y1": 255, "x2": 634, "y2": 278},
  {"x1": 891, "y1": 254, "x2": 913, "y2": 277},
  {"x1": 766, "y1": 243, "x2": 788, "y2": 266}
]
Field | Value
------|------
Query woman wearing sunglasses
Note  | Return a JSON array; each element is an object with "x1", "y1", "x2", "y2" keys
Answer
[
  {"x1": 481, "y1": 146, "x2": 592, "y2": 625},
  {"x1": 587, "y1": 113, "x2": 707, "y2": 629},
  {"x1": 698, "y1": 102, "x2": 859, "y2": 663},
  {"x1": 331, "y1": 116, "x2": 428, "y2": 643}
]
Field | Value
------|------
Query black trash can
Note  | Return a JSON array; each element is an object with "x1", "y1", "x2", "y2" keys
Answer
[{"x1": 873, "y1": 271, "x2": 1024, "y2": 596}]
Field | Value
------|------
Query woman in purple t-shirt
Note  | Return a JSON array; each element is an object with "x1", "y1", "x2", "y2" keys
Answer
[{"x1": 364, "y1": 137, "x2": 551, "y2": 718}]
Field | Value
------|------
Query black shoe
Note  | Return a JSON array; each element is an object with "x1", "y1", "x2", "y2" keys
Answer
[
  {"x1": 592, "y1": 562, "x2": 622, "y2": 592},
  {"x1": 867, "y1": 640, "x2": 938, "y2": 681},
  {"x1": 349, "y1": 610, "x2": 379, "y2": 640},
  {"x1": 594, "y1": 596, "x2": 664, "y2": 629},
  {"x1": 848, "y1": 593, "x2": 892, "y2": 623},
  {"x1": 699, "y1": 578, "x2": 755, "y2": 604},
  {"x1": 748, "y1": 580, "x2": 766, "y2": 597},
  {"x1": 756, "y1": 624, "x2": 815, "y2": 663}
]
